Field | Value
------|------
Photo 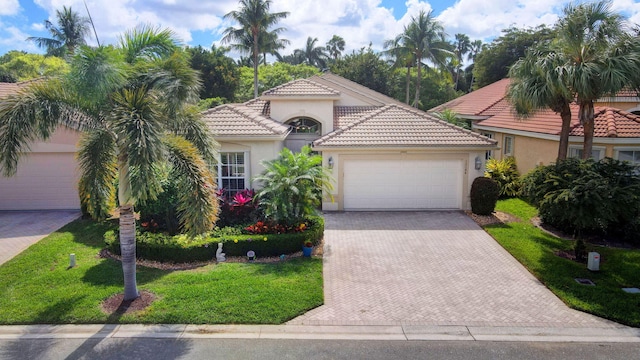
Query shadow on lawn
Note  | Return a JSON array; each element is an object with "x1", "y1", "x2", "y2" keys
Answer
[{"x1": 82, "y1": 257, "x2": 168, "y2": 287}]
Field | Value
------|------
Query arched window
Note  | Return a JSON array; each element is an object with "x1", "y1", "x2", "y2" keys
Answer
[{"x1": 286, "y1": 118, "x2": 321, "y2": 135}]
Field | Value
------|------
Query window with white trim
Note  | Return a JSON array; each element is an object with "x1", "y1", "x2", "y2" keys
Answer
[
  {"x1": 568, "y1": 146, "x2": 604, "y2": 161},
  {"x1": 481, "y1": 132, "x2": 494, "y2": 160},
  {"x1": 219, "y1": 152, "x2": 247, "y2": 197},
  {"x1": 617, "y1": 150, "x2": 640, "y2": 166},
  {"x1": 503, "y1": 136, "x2": 514, "y2": 156}
]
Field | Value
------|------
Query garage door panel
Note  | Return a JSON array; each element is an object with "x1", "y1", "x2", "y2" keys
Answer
[
  {"x1": 344, "y1": 158, "x2": 462, "y2": 210},
  {"x1": 0, "y1": 153, "x2": 80, "y2": 210}
]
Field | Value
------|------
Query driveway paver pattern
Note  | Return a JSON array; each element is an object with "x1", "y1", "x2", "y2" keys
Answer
[
  {"x1": 0, "y1": 211, "x2": 80, "y2": 265},
  {"x1": 289, "y1": 211, "x2": 622, "y2": 328}
]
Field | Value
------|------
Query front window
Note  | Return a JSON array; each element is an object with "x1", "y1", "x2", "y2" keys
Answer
[
  {"x1": 482, "y1": 132, "x2": 494, "y2": 160},
  {"x1": 568, "y1": 146, "x2": 604, "y2": 161},
  {"x1": 617, "y1": 150, "x2": 640, "y2": 165},
  {"x1": 219, "y1": 152, "x2": 246, "y2": 197},
  {"x1": 503, "y1": 136, "x2": 514, "y2": 156},
  {"x1": 286, "y1": 118, "x2": 321, "y2": 134}
]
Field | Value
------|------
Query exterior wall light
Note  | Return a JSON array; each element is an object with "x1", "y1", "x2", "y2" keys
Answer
[
  {"x1": 328, "y1": 156, "x2": 334, "y2": 169},
  {"x1": 475, "y1": 156, "x2": 482, "y2": 170}
]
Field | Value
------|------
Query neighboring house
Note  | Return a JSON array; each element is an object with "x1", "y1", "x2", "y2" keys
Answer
[
  {"x1": 203, "y1": 73, "x2": 497, "y2": 211},
  {"x1": 430, "y1": 79, "x2": 640, "y2": 174},
  {"x1": 0, "y1": 81, "x2": 82, "y2": 210}
]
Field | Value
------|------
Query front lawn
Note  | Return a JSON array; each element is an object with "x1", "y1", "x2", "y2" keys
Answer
[
  {"x1": 485, "y1": 199, "x2": 640, "y2": 327},
  {"x1": 0, "y1": 220, "x2": 323, "y2": 324}
]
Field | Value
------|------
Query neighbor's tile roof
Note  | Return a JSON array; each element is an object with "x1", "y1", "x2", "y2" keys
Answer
[
  {"x1": 0, "y1": 82, "x2": 20, "y2": 98},
  {"x1": 478, "y1": 105, "x2": 640, "y2": 138},
  {"x1": 314, "y1": 104, "x2": 497, "y2": 148},
  {"x1": 430, "y1": 79, "x2": 511, "y2": 116},
  {"x1": 261, "y1": 78, "x2": 340, "y2": 97},
  {"x1": 201, "y1": 104, "x2": 289, "y2": 137}
]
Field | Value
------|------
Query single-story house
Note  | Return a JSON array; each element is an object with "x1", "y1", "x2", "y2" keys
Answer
[
  {"x1": 0, "y1": 81, "x2": 82, "y2": 210},
  {"x1": 430, "y1": 79, "x2": 640, "y2": 174},
  {"x1": 203, "y1": 73, "x2": 497, "y2": 211}
]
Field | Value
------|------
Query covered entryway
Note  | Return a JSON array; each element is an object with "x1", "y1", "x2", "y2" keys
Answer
[
  {"x1": 0, "y1": 152, "x2": 80, "y2": 210},
  {"x1": 343, "y1": 158, "x2": 463, "y2": 210}
]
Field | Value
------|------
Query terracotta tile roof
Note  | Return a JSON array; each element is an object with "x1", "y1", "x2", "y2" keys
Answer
[
  {"x1": 262, "y1": 78, "x2": 340, "y2": 97},
  {"x1": 314, "y1": 104, "x2": 497, "y2": 148},
  {"x1": 333, "y1": 106, "x2": 381, "y2": 128},
  {"x1": 430, "y1": 79, "x2": 511, "y2": 116},
  {"x1": 201, "y1": 104, "x2": 290, "y2": 137},
  {"x1": 477, "y1": 105, "x2": 640, "y2": 138},
  {"x1": 311, "y1": 72, "x2": 407, "y2": 107},
  {"x1": 243, "y1": 98, "x2": 270, "y2": 116}
]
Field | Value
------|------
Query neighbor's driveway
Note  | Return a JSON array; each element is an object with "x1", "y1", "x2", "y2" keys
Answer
[
  {"x1": 0, "y1": 211, "x2": 80, "y2": 265},
  {"x1": 289, "y1": 211, "x2": 621, "y2": 328}
]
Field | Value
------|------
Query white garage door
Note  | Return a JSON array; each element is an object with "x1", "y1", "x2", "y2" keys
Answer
[
  {"x1": 343, "y1": 158, "x2": 462, "y2": 210},
  {"x1": 0, "y1": 153, "x2": 80, "y2": 210}
]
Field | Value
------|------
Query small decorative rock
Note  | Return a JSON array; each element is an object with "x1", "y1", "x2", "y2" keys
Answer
[{"x1": 216, "y1": 243, "x2": 226, "y2": 262}]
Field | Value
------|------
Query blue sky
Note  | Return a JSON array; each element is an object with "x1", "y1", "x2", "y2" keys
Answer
[{"x1": 1, "y1": 0, "x2": 639, "y2": 57}]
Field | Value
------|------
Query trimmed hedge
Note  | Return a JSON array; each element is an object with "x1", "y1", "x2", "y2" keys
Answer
[
  {"x1": 104, "y1": 216, "x2": 324, "y2": 263},
  {"x1": 470, "y1": 177, "x2": 500, "y2": 215}
]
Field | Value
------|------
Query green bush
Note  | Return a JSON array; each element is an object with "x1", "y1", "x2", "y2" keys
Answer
[
  {"x1": 470, "y1": 177, "x2": 500, "y2": 215},
  {"x1": 484, "y1": 157, "x2": 521, "y2": 197},
  {"x1": 136, "y1": 172, "x2": 180, "y2": 234},
  {"x1": 521, "y1": 158, "x2": 640, "y2": 236},
  {"x1": 105, "y1": 216, "x2": 324, "y2": 263}
]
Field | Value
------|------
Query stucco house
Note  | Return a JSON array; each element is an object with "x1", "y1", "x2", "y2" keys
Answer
[
  {"x1": 203, "y1": 73, "x2": 497, "y2": 211},
  {"x1": 0, "y1": 81, "x2": 82, "y2": 210},
  {"x1": 430, "y1": 79, "x2": 640, "y2": 174},
  {"x1": 1, "y1": 73, "x2": 497, "y2": 212}
]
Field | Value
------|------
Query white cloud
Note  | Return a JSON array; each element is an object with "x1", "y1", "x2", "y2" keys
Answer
[
  {"x1": 0, "y1": 0, "x2": 20, "y2": 16},
  {"x1": 0, "y1": 25, "x2": 39, "y2": 52}
]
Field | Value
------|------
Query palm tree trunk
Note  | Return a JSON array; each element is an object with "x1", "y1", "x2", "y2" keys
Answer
[
  {"x1": 414, "y1": 59, "x2": 421, "y2": 108},
  {"x1": 557, "y1": 103, "x2": 572, "y2": 160},
  {"x1": 579, "y1": 100, "x2": 595, "y2": 159},
  {"x1": 253, "y1": 32, "x2": 259, "y2": 99},
  {"x1": 405, "y1": 66, "x2": 411, "y2": 104},
  {"x1": 119, "y1": 204, "x2": 139, "y2": 301}
]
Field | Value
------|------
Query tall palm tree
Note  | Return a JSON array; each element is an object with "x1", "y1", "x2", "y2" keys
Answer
[
  {"x1": 400, "y1": 10, "x2": 450, "y2": 108},
  {"x1": 383, "y1": 35, "x2": 415, "y2": 104},
  {"x1": 326, "y1": 35, "x2": 346, "y2": 61},
  {"x1": 222, "y1": 0, "x2": 289, "y2": 99},
  {"x1": 467, "y1": 39, "x2": 482, "y2": 92},
  {"x1": 453, "y1": 33, "x2": 470, "y2": 90},
  {"x1": 508, "y1": 49, "x2": 574, "y2": 160},
  {"x1": 294, "y1": 37, "x2": 328, "y2": 69},
  {"x1": 0, "y1": 26, "x2": 218, "y2": 301},
  {"x1": 554, "y1": 1, "x2": 640, "y2": 158},
  {"x1": 27, "y1": 6, "x2": 92, "y2": 57},
  {"x1": 260, "y1": 29, "x2": 290, "y2": 64}
]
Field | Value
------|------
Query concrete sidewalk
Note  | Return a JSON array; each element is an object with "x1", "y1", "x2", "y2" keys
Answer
[{"x1": 0, "y1": 324, "x2": 638, "y2": 342}]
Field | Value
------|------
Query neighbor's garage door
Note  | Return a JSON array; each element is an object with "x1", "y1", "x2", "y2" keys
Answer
[
  {"x1": 343, "y1": 158, "x2": 462, "y2": 210},
  {"x1": 0, "y1": 152, "x2": 80, "y2": 210}
]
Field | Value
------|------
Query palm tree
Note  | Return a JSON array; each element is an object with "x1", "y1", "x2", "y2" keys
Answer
[
  {"x1": 467, "y1": 39, "x2": 482, "y2": 92},
  {"x1": 554, "y1": 1, "x2": 640, "y2": 158},
  {"x1": 0, "y1": 26, "x2": 218, "y2": 301},
  {"x1": 294, "y1": 37, "x2": 328, "y2": 69},
  {"x1": 222, "y1": 0, "x2": 289, "y2": 99},
  {"x1": 383, "y1": 35, "x2": 415, "y2": 104},
  {"x1": 399, "y1": 10, "x2": 450, "y2": 107},
  {"x1": 260, "y1": 30, "x2": 290, "y2": 64},
  {"x1": 27, "y1": 6, "x2": 91, "y2": 56},
  {"x1": 453, "y1": 33, "x2": 470, "y2": 90},
  {"x1": 326, "y1": 35, "x2": 346, "y2": 61},
  {"x1": 508, "y1": 49, "x2": 574, "y2": 160}
]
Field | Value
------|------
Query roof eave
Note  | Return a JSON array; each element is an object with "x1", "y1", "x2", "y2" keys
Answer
[
  {"x1": 312, "y1": 144, "x2": 498, "y2": 151},
  {"x1": 261, "y1": 95, "x2": 341, "y2": 101}
]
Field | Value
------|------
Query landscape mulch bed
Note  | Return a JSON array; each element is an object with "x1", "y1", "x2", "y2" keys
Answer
[
  {"x1": 102, "y1": 290, "x2": 156, "y2": 315},
  {"x1": 465, "y1": 211, "x2": 520, "y2": 226}
]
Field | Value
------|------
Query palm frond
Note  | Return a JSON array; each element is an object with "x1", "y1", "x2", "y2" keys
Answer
[
  {"x1": 167, "y1": 106, "x2": 219, "y2": 167},
  {"x1": 119, "y1": 25, "x2": 179, "y2": 64},
  {"x1": 78, "y1": 129, "x2": 117, "y2": 219},
  {"x1": 164, "y1": 134, "x2": 218, "y2": 235},
  {"x1": 69, "y1": 45, "x2": 126, "y2": 104}
]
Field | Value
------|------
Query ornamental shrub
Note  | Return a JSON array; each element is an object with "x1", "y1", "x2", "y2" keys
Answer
[
  {"x1": 105, "y1": 216, "x2": 324, "y2": 263},
  {"x1": 137, "y1": 173, "x2": 180, "y2": 234},
  {"x1": 484, "y1": 157, "x2": 521, "y2": 197},
  {"x1": 216, "y1": 189, "x2": 261, "y2": 227},
  {"x1": 470, "y1": 177, "x2": 500, "y2": 215},
  {"x1": 521, "y1": 158, "x2": 640, "y2": 236}
]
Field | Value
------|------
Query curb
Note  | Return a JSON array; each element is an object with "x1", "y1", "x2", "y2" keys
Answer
[{"x1": 0, "y1": 324, "x2": 639, "y2": 342}]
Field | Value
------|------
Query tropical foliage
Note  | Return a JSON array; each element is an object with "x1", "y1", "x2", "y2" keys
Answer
[
  {"x1": 254, "y1": 146, "x2": 333, "y2": 225},
  {"x1": 0, "y1": 26, "x2": 218, "y2": 300},
  {"x1": 27, "y1": 6, "x2": 92, "y2": 56},
  {"x1": 0, "y1": 51, "x2": 70, "y2": 82},
  {"x1": 484, "y1": 157, "x2": 521, "y2": 198},
  {"x1": 235, "y1": 62, "x2": 319, "y2": 102}
]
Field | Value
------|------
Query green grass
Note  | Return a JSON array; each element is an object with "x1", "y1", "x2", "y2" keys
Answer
[
  {"x1": 486, "y1": 198, "x2": 640, "y2": 327},
  {"x1": 0, "y1": 220, "x2": 323, "y2": 324}
]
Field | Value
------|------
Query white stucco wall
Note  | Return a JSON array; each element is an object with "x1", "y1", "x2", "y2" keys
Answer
[
  {"x1": 218, "y1": 140, "x2": 284, "y2": 189},
  {"x1": 269, "y1": 99, "x2": 335, "y2": 134}
]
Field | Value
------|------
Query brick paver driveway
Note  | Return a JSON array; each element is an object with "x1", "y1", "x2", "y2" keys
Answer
[
  {"x1": 0, "y1": 211, "x2": 80, "y2": 265},
  {"x1": 289, "y1": 212, "x2": 621, "y2": 328}
]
